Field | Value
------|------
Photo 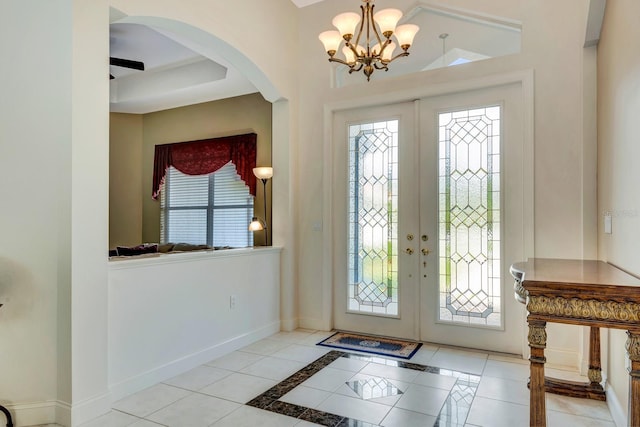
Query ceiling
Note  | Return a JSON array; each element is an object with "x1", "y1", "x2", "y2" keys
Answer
[
  {"x1": 109, "y1": 0, "x2": 321, "y2": 114},
  {"x1": 109, "y1": 1, "x2": 521, "y2": 114}
]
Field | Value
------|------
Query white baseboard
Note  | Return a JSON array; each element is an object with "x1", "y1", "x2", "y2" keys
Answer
[
  {"x1": 55, "y1": 400, "x2": 71, "y2": 427},
  {"x1": 280, "y1": 317, "x2": 298, "y2": 332},
  {"x1": 109, "y1": 321, "x2": 280, "y2": 402},
  {"x1": 298, "y1": 317, "x2": 332, "y2": 332},
  {"x1": 3, "y1": 400, "x2": 69, "y2": 427},
  {"x1": 606, "y1": 382, "x2": 627, "y2": 427},
  {"x1": 69, "y1": 391, "x2": 111, "y2": 427}
]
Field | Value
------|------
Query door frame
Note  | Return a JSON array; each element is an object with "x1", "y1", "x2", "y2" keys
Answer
[{"x1": 321, "y1": 70, "x2": 534, "y2": 356}]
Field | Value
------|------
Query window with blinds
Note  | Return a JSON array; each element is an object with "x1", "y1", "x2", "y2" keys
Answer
[{"x1": 160, "y1": 162, "x2": 254, "y2": 247}]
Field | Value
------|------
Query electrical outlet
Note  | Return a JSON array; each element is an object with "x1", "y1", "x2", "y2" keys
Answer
[{"x1": 230, "y1": 295, "x2": 237, "y2": 309}]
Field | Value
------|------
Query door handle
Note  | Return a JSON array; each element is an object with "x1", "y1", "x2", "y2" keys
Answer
[
  {"x1": 405, "y1": 248, "x2": 414, "y2": 255},
  {"x1": 421, "y1": 248, "x2": 430, "y2": 256}
]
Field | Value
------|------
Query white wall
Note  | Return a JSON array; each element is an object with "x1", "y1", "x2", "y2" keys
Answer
[
  {"x1": 296, "y1": 0, "x2": 596, "y2": 368},
  {"x1": 0, "y1": 1, "x2": 73, "y2": 426},
  {"x1": 1, "y1": 0, "x2": 299, "y2": 425},
  {"x1": 108, "y1": 249, "x2": 281, "y2": 400},
  {"x1": 597, "y1": 1, "x2": 640, "y2": 425}
]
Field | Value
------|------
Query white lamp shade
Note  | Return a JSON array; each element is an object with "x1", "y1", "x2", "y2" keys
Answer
[
  {"x1": 373, "y1": 41, "x2": 396, "y2": 61},
  {"x1": 319, "y1": 30, "x2": 342, "y2": 53},
  {"x1": 332, "y1": 12, "x2": 361, "y2": 37},
  {"x1": 249, "y1": 217, "x2": 266, "y2": 231},
  {"x1": 394, "y1": 24, "x2": 420, "y2": 47},
  {"x1": 373, "y1": 8, "x2": 402, "y2": 35},
  {"x1": 342, "y1": 46, "x2": 357, "y2": 64},
  {"x1": 253, "y1": 167, "x2": 273, "y2": 180}
]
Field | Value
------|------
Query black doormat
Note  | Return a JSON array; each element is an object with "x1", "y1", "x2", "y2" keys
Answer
[{"x1": 317, "y1": 331, "x2": 422, "y2": 359}]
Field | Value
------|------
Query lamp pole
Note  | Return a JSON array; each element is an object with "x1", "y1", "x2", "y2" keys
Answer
[{"x1": 261, "y1": 177, "x2": 269, "y2": 246}]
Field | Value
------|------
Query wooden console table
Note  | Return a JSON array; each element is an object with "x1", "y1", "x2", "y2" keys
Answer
[{"x1": 510, "y1": 258, "x2": 640, "y2": 427}]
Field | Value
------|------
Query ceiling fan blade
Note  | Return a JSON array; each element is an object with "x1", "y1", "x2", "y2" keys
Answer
[{"x1": 110, "y1": 57, "x2": 145, "y2": 71}]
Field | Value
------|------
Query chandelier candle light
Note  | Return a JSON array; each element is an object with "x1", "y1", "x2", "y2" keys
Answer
[{"x1": 319, "y1": 0, "x2": 419, "y2": 81}]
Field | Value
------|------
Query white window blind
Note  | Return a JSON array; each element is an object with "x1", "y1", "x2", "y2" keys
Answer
[{"x1": 160, "y1": 162, "x2": 254, "y2": 247}]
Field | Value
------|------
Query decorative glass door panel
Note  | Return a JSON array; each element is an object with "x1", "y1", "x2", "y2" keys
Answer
[
  {"x1": 348, "y1": 120, "x2": 399, "y2": 316},
  {"x1": 438, "y1": 107, "x2": 501, "y2": 327},
  {"x1": 420, "y1": 83, "x2": 526, "y2": 354},
  {"x1": 333, "y1": 102, "x2": 418, "y2": 340}
]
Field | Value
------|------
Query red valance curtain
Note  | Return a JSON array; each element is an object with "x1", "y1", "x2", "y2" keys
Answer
[{"x1": 152, "y1": 132, "x2": 257, "y2": 199}]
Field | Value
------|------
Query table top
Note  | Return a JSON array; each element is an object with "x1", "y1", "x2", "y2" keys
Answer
[{"x1": 511, "y1": 258, "x2": 640, "y2": 289}]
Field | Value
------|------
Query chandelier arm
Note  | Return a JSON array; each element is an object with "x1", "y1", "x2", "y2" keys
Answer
[
  {"x1": 368, "y1": 3, "x2": 385, "y2": 49},
  {"x1": 373, "y1": 62, "x2": 389, "y2": 70},
  {"x1": 328, "y1": 57, "x2": 353, "y2": 67},
  {"x1": 386, "y1": 51, "x2": 410, "y2": 63},
  {"x1": 352, "y1": 4, "x2": 367, "y2": 53},
  {"x1": 377, "y1": 39, "x2": 392, "y2": 57},
  {"x1": 344, "y1": 40, "x2": 361, "y2": 58}
]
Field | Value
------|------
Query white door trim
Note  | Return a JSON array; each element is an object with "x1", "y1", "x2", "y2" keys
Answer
[{"x1": 321, "y1": 71, "x2": 534, "y2": 354}]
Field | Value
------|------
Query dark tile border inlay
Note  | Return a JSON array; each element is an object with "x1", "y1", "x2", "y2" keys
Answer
[{"x1": 247, "y1": 350, "x2": 480, "y2": 427}]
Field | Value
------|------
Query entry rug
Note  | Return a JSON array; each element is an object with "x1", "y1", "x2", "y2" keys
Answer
[{"x1": 317, "y1": 331, "x2": 422, "y2": 359}]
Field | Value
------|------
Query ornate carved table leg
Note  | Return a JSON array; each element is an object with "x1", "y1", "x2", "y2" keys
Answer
[
  {"x1": 529, "y1": 320, "x2": 547, "y2": 427},
  {"x1": 588, "y1": 327, "x2": 603, "y2": 387},
  {"x1": 626, "y1": 330, "x2": 640, "y2": 427}
]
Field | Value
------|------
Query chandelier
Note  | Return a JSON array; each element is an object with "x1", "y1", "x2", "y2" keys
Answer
[{"x1": 319, "y1": 0, "x2": 419, "y2": 81}]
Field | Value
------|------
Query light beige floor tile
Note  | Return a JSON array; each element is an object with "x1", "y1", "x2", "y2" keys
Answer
[
  {"x1": 162, "y1": 365, "x2": 231, "y2": 391},
  {"x1": 435, "y1": 346, "x2": 490, "y2": 359},
  {"x1": 475, "y1": 376, "x2": 529, "y2": 406},
  {"x1": 380, "y1": 407, "x2": 438, "y2": 427},
  {"x1": 239, "y1": 338, "x2": 292, "y2": 356},
  {"x1": 299, "y1": 366, "x2": 356, "y2": 392},
  {"x1": 428, "y1": 350, "x2": 488, "y2": 375},
  {"x1": 487, "y1": 353, "x2": 528, "y2": 364},
  {"x1": 316, "y1": 393, "x2": 391, "y2": 425},
  {"x1": 482, "y1": 359, "x2": 531, "y2": 382},
  {"x1": 546, "y1": 394, "x2": 613, "y2": 421},
  {"x1": 412, "y1": 371, "x2": 458, "y2": 390},
  {"x1": 360, "y1": 362, "x2": 421, "y2": 382},
  {"x1": 409, "y1": 347, "x2": 438, "y2": 365},
  {"x1": 206, "y1": 351, "x2": 264, "y2": 371},
  {"x1": 199, "y1": 372, "x2": 277, "y2": 403},
  {"x1": 128, "y1": 421, "x2": 164, "y2": 427},
  {"x1": 280, "y1": 385, "x2": 332, "y2": 408},
  {"x1": 327, "y1": 356, "x2": 369, "y2": 372},
  {"x1": 112, "y1": 384, "x2": 191, "y2": 418},
  {"x1": 211, "y1": 406, "x2": 299, "y2": 427},
  {"x1": 547, "y1": 409, "x2": 616, "y2": 427},
  {"x1": 147, "y1": 393, "x2": 240, "y2": 427},
  {"x1": 270, "y1": 344, "x2": 331, "y2": 364},
  {"x1": 78, "y1": 410, "x2": 140, "y2": 427},
  {"x1": 466, "y1": 396, "x2": 529, "y2": 427},
  {"x1": 239, "y1": 356, "x2": 305, "y2": 381},
  {"x1": 394, "y1": 383, "x2": 450, "y2": 416},
  {"x1": 296, "y1": 330, "x2": 337, "y2": 346},
  {"x1": 268, "y1": 330, "x2": 316, "y2": 343}
]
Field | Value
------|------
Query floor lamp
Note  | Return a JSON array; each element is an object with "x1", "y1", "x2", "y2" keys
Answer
[{"x1": 249, "y1": 166, "x2": 272, "y2": 246}]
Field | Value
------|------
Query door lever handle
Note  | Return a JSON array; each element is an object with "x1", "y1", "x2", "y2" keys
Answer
[{"x1": 405, "y1": 248, "x2": 414, "y2": 255}]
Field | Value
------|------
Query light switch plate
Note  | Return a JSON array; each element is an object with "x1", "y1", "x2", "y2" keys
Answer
[{"x1": 604, "y1": 214, "x2": 612, "y2": 234}]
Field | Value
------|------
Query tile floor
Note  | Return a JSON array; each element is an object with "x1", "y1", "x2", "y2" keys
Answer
[{"x1": 81, "y1": 329, "x2": 616, "y2": 427}]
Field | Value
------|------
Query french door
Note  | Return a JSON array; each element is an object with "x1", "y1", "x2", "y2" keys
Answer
[{"x1": 332, "y1": 83, "x2": 526, "y2": 353}]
